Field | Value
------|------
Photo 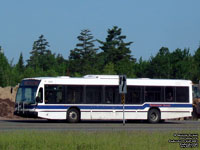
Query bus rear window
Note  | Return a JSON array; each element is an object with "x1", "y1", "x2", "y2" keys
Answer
[{"x1": 176, "y1": 87, "x2": 189, "y2": 102}]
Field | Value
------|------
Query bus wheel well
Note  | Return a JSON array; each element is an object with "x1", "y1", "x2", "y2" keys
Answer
[
  {"x1": 149, "y1": 107, "x2": 161, "y2": 113},
  {"x1": 67, "y1": 107, "x2": 80, "y2": 123},
  {"x1": 148, "y1": 107, "x2": 161, "y2": 123},
  {"x1": 67, "y1": 107, "x2": 80, "y2": 113}
]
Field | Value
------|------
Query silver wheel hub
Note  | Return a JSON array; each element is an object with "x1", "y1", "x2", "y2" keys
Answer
[
  {"x1": 69, "y1": 111, "x2": 77, "y2": 120},
  {"x1": 150, "y1": 112, "x2": 158, "y2": 121}
]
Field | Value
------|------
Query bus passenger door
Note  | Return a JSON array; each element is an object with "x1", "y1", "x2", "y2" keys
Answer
[{"x1": 36, "y1": 88, "x2": 43, "y2": 104}]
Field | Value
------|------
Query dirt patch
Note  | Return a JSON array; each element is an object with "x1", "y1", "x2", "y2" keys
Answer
[
  {"x1": 0, "y1": 99, "x2": 15, "y2": 118},
  {"x1": 0, "y1": 98, "x2": 24, "y2": 119}
]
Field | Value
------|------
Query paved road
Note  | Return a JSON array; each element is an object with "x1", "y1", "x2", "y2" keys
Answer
[{"x1": 0, "y1": 119, "x2": 200, "y2": 131}]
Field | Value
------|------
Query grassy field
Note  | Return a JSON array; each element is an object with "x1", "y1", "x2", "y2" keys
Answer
[{"x1": 0, "y1": 130, "x2": 199, "y2": 150}]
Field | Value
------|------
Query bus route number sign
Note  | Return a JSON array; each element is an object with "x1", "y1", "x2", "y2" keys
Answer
[{"x1": 119, "y1": 75, "x2": 127, "y2": 94}]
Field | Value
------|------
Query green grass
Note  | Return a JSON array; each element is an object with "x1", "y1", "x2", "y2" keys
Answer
[{"x1": 0, "y1": 130, "x2": 199, "y2": 150}]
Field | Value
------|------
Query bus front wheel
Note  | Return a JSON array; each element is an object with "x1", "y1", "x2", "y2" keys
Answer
[
  {"x1": 67, "y1": 108, "x2": 80, "y2": 123},
  {"x1": 148, "y1": 108, "x2": 160, "y2": 123}
]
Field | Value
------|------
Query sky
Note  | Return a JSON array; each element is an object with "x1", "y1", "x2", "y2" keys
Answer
[{"x1": 0, "y1": 0, "x2": 200, "y2": 64}]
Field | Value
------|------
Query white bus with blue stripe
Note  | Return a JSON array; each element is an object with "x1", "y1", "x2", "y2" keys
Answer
[{"x1": 14, "y1": 75, "x2": 193, "y2": 123}]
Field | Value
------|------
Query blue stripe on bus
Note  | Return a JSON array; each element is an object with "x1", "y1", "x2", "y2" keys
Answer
[{"x1": 35, "y1": 103, "x2": 192, "y2": 110}]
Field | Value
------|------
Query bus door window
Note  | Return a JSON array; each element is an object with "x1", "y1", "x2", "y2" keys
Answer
[
  {"x1": 37, "y1": 88, "x2": 43, "y2": 103},
  {"x1": 165, "y1": 87, "x2": 175, "y2": 102}
]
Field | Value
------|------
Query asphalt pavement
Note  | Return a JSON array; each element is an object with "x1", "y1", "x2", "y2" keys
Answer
[{"x1": 0, "y1": 119, "x2": 200, "y2": 131}]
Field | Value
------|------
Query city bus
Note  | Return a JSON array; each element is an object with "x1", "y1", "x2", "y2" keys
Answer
[{"x1": 14, "y1": 75, "x2": 193, "y2": 123}]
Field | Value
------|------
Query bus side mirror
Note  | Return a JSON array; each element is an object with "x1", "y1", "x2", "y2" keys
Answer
[
  {"x1": 10, "y1": 87, "x2": 13, "y2": 94},
  {"x1": 36, "y1": 96, "x2": 41, "y2": 103}
]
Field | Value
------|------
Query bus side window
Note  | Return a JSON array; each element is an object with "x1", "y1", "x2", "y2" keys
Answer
[
  {"x1": 86, "y1": 86, "x2": 102, "y2": 104},
  {"x1": 145, "y1": 86, "x2": 162, "y2": 102},
  {"x1": 67, "y1": 86, "x2": 83, "y2": 104},
  {"x1": 105, "y1": 86, "x2": 120, "y2": 104},
  {"x1": 127, "y1": 86, "x2": 143, "y2": 104},
  {"x1": 44, "y1": 85, "x2": 64, "y2": 104},
  {"x1": 45, "y1": 85, "x2": 57, "y2": 104},
  {"x1": 165, "y1": 87, "x2": 175, "y2": 102},
  {"x1": 56, "y1": 86, "x2": 63, "y2": 103},
  {"x1": 105, "y1": 87, "x2": 114, "y2": 104}
]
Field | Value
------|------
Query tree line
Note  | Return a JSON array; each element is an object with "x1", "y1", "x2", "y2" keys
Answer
[{"x1": 0, "y1": 26, "x2": 200, "y2": 87}]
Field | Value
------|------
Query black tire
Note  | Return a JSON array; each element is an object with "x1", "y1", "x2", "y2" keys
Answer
[
  {"x1": 148, "y1": 109, "x2": 160, "y2": 123},
  {"x1": 67, "y1": 108, "x2": 80, "y2": 123}
]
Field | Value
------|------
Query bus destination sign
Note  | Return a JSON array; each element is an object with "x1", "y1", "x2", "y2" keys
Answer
[{"x1": 21, "y1": 80, "x2": 40, "y2": 86}]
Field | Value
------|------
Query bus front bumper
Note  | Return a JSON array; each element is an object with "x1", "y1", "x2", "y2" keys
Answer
[{"x1": 14, "y1": 110, "x2": 38, "y2": 118}]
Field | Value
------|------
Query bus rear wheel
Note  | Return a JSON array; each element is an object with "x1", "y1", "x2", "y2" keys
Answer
[
  {"x1": 67, "y1": 108, "x2": 80, "y2": 123},
  {"x1": 148, "y1": 108, "x2": 160, "y2": 123}
]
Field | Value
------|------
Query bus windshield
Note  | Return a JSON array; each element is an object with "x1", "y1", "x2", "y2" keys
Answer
[{"x1": 16, "y1": 80, "x2": 40, "y2": 104}]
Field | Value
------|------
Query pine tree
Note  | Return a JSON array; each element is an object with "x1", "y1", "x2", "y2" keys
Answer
[
  {"x1": 16, "y1": 52, "x2": 24, "y2": 72},
  {"x1": 98, "y1": 26, "x2": 135, "y2": 76},
  {"x1": 27, "y1": 34, "x2": 54, "y2": 73},
  {"x1": 148, "y1": 47, "x2": 171, "y2": 78},
  {"x1": 103, "y1": 62, "x2": 116, "y2": 75},
  {"x1": 0, "y1": 50, "x2": 10, "y2": 87},
  {"x1": 135, "y1": 57, "x2": 150, "y2": 78},
  {"x1": 69, "y1": 29, "x2": 98, "y2": 75},
  {"x1": 55, "y1": 54, "x2": 67, "y2": 76},
  {"x1": 192, "y1": 47, "x2": 200, "y2": 82},
  {"x1": 170, "y1": 48, "x2": 191, "y2": 79}
]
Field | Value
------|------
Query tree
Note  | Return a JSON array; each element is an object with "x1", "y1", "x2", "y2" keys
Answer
[
  {"x1": 148, "y1": 47, "x2": 171, "y2": 78},
  {"x1": 10, "y1": 52, "x2": 26, "y2": 85},
  {"x1": 27, "y1": 35, "x2": 49, "y2": 71},
  {"x1": 135, "y1": 57, "x2": 150, "y2": 78},
  {"x1": 192, "y1": 47, "x2": 200, "y2": 82},
  {"x1": 147, "y1": 47, "x2": 193, "y2": 80},
  {"x1": 98, "y1": 26, "x2": 135, "y2": 76},
  {"x1": 170, "y1": 48, "x2": 192, "y2": 79},
  {"x1": 69, "y1": 29, "x2": 98, "y2": 76},
  {"x1": 55, "y1": 54, "x2": 67, "y2": 76},
  {"x1": 16, "y1": 52, "x2": 24, "y2": 73},
  {"x1": 27, "y1": 34, "x2": 56, "y2": 74},
  {"x1": 103, "y1": 62, "x2": 116, "y2": 75},
  {"x1": 0, "y1": 50, "x2": 11, "y2": 87},
  {"x1": 98, "y1": 26, "x2": 133, "y2": 63}
]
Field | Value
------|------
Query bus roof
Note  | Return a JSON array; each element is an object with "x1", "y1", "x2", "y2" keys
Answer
[{"x1": 22, "y1": 75, "x2": 192, "y2": 87}]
